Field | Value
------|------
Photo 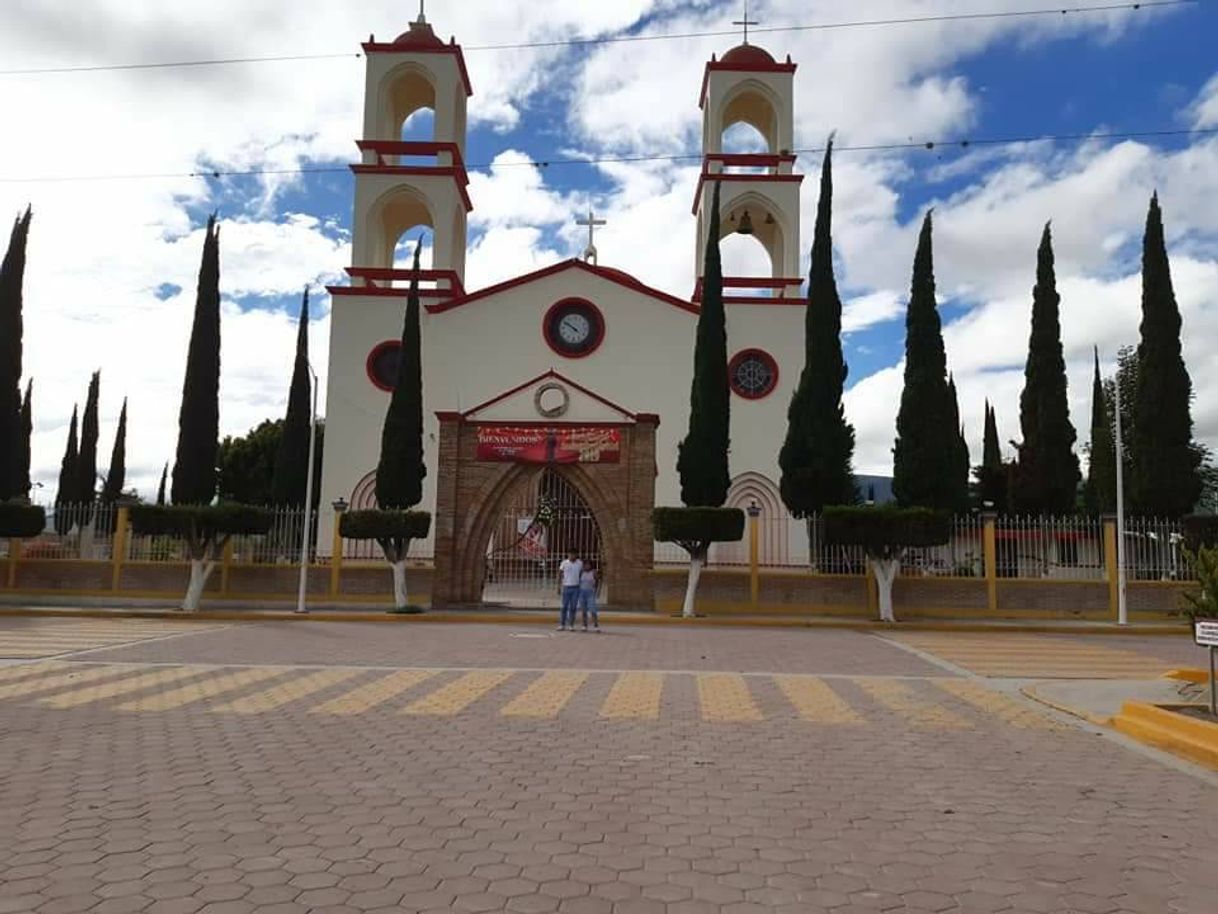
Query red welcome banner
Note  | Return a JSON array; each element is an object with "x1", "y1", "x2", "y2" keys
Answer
[{"x1": 476, "y1": 426, "x2": 621, "y2": 464}]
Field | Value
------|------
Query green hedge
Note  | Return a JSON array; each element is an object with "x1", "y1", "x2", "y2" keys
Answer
[
  {"x1": 652, "y1": 507, "x2": 745, "y2": 544},
  {"x1": 339, "y1": 510, "x2": 432, "y2": 541},
  {"x1": 1182, "y1": 514, "x2": 1218, "y2": 550},
  {"x1": 0, "y1": 503, "x2": 47, "y2": 538},
  {"x1": 823, "y1": 506, "x2": 951, "y2": 549},
  {"x1": 129, "y1": 504, "x2": 272, "y2": 538}
]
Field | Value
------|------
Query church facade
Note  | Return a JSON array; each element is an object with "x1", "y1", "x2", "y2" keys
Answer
[{"x1": 320, "y1": 11, "x2": 812, "y2": 606}]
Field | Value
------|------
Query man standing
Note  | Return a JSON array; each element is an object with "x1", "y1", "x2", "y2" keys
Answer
[{"x1": 558, "y1": 551, "x2": 583, "y2": 631}]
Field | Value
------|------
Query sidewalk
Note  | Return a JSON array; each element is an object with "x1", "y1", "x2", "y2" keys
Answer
[{"x1": 0, "y1": 597, "x2": 1192, "y2": 634}]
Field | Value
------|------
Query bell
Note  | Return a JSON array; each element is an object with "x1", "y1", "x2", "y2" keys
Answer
[
  {"x1": 764, "y1": 212, "x2": 776, "y2": 226},
  {"x1": 737, "y1": 210, "x2": 755, "y2": 235}
]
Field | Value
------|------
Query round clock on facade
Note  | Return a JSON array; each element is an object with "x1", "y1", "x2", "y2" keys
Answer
[
  {"x1": 543, "y1": 298, "x2": 605, "y2": 358},
  {"x1": 729, "y1": 348, "x2": 779, "y2": 400}
]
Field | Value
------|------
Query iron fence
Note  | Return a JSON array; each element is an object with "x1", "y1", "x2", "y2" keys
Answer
[{"x1": 4, "y1": 503, "x2": 1203, "y2": 582}]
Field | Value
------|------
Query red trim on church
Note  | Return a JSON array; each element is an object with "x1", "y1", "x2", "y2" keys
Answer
[
  {"x1": 361, "y1": 41, "x2": 474, "y2": 97},
  {"x1": 460, "y1": 369, "x2": 639, "y2": 422},
  {"x1": 692, "y1": 276, "x2": 804, "y2": 305},
  {"x1": 350, "y1": 164, "x2": 473, "y2": 212},
  {"x1": 425, "y1": 259, "x2": 700, "y2": 316},
  {"x1": 699, "y1": 56, "x2": 797, "y2": 109},
  {"x1": 692, "y1": 170, "x2": 805, "y2": 215}
]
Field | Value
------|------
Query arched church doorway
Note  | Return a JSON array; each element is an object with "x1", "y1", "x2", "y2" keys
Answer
[{"x1": 482, "y1": 468, "x2": 605, "y2": 608}]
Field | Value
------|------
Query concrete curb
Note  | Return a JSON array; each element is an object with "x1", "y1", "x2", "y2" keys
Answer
[
  {"x1": 1112, "y1": 701, "x2": 1218, "y2": 770},
  {"x1": 0, "y1": 604, "x2": 1192, "y2": 634},
  {"x1": 1019, "y1": 682, "x2": 1112, "y2": 726}
]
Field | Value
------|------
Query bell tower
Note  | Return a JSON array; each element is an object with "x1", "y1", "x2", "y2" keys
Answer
[
  {"x1": 693, "y1": 37, "x2": 803, "y2": 303},
  {"x1": 343, "y1": 4, "x2": 472, "y2": 300}
]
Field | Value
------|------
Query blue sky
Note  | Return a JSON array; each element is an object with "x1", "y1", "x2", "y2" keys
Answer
[{"x1": 2, "y1": 0, "x2": 1217, "y2": 493}]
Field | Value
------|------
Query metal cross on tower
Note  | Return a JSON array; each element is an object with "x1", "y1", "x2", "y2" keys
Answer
[
  {"x1": 416, "y1": 0, "x2": 427, "y2": 24},
  {"x1": 732, "y1": 0, "x2": 759, "y2": 45},
  {"x1": 576, "y1": 208, "x2": 607, "y2": 265}
]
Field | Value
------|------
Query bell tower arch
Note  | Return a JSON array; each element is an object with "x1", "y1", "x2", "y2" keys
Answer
[{"x1": 693, "y1": 41, "x2": 803, "y2": 303}]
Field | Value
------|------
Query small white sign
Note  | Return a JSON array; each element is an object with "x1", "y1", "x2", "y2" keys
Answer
[{"x1": 1195, "y1": 620, "x2": 1218, "y2": 648}]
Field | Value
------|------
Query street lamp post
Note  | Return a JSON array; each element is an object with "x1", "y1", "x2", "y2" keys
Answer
[
  {"x1": 1114, "y1": 364, "x2": 1128, "y2": 626},
  {"x1": 296, "y1": 362, "x2": 319, "y2": 615}
]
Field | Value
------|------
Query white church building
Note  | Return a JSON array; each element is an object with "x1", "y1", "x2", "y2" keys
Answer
[{"x1": 319, "y1": 10, "x2": 814, "y2": 605}]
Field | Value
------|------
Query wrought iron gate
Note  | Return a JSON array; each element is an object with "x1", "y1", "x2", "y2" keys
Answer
[{"x1": 482, "y1": 469, "x2": 605, "y2": 607}]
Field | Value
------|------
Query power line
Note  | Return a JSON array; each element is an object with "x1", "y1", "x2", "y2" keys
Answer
[
  {"x1": 2, "y1": 127, "x2": 1214, "y2": 185},
  {"x1": 0, "y1": 0, "x2": 1193, "y2": 76}
]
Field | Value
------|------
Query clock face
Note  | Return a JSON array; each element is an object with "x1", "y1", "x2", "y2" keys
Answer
[{"x1": 544, "y1": 299, "x2": 604, "y2": 357}]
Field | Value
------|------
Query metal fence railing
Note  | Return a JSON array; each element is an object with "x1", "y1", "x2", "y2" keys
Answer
[{"x1": 5, "y1": 503, "x2": 1201, "y2": 582}]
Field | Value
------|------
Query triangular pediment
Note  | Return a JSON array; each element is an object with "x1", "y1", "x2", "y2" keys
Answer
[{"x1": 461, "y1": 370, "x2": 637, "y2": 424}]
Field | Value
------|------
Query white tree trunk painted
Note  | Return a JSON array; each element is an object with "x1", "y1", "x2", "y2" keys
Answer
[
  {"x1": 182, "y1": 559, "x2": 216, "y2": 613},
  {"x1": 682, "y1": 553, "x2": 704, "y2": 619},
  {"x1": 391, "y1": 560, "x2": 409, "y2": 609},
  {"x1": 871, "y1": 557, "x2": 900, "y2": 623}
]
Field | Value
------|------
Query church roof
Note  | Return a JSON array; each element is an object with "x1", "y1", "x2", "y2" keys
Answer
[
  {"x1": 720, "y1": 43, "x2": 776, "y2": 66},
  {"x1": 425, "y1": 258, "x2": 699, "y2": 316}
]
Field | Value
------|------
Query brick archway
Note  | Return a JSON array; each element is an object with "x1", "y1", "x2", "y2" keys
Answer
[{"x1": 431, "y1": 415, "x2": 657, "y2": 608}]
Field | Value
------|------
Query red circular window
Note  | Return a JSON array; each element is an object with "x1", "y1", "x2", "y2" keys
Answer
[
  {"x1": 542, "y1": 298, "x2": 605, "y2": 358},
  {"x1": 729, "y1": 349, "x2": 779, "y2": 400},
  {"x1": 366, "y1": 340, "x2": 401, "y2": 391}
]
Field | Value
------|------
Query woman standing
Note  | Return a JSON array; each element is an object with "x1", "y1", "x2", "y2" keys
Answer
[{"x1": 579, "y1": 563, "x2": 600, "y2": 632}]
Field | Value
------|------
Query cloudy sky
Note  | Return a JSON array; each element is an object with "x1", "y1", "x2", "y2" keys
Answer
[{"x1": 2, "y1": 0, "x2": 1217, "y2": 500}]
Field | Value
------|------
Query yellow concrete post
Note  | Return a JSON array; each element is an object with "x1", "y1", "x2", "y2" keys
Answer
[
  {"x1": 111, "y1": 506, "x2": 130, "y2": 592},
  {"x1": 220, "y1": 537, "x2": 235, "y2": 594},
  {"x1": 330, "y1": 507, "x2": 346, "y2": 598},
  {"x1": 7, "y1": 538, "x2": 21, "y2": 590},
  {"x1": 1103, "y1": 516, "x2": 1118, "y2": 620},
  {"x1": 747, "y1": 505, "x2": 760, "y2": 610},
  {"x1": 982, "y1": 512, "x2": 998, "y2": 613}
]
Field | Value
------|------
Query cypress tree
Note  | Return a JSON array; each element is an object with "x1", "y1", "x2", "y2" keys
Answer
[
  {"x1": 375, "y1": 243, "x2": 426, "y2": 510},
  {"x1": 156, "y1": 463, "x2": 168, "y2": 506},
  {"x1": 271, "y1": 289, "x2": 313, "y2": 506},
  {"x1": 1131, "y1": 193, "x2": 1201, "y2": 517},
  {"x1": 76, "y1": 371, "x2": 101, "y2": 512},
  {"x1": 976, "y1": 401, "x2": 1008, "y2": 511},
  {"x1": 172, "y1": 214, "x2": 222, "y2": 505},
  {"x1": 779, "y1": 138, "x2": 857, "y2": 515},
  {"x1": 54, "y1": 406, "x2": 79, "y2": 534},
  {"x1": 19, "y1": 379, "x2": 32, "y2": 500},
  {"x1": 947, "y1": 376, "x2": 970, "y2": 509},
  {"x1": 893, "y1": 212, "x2": 965, "y2": 510},
  {"x1": 1012, "y1": 223, "x2": 1079, "y2": 514},
  {"x1": 1085, "y1": 349, "x2": 1116, "y2": 514},
  {"x1": 101, "y1": 398, "x2": 127, "y2": 503},
  {"x1": 677, "y1": 181, "x2": 731, "y2": 507},
  {"x1": 0, "y1": 207, "x2": 32, "y2": 501}
]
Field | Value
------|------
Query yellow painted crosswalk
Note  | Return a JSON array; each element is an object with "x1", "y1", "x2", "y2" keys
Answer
[
  {"x1": 0, "y1": 661, "x2": 1075, "y2": 731},
  {"x1": 600, "y1": 671, "x2": 663, "y2": 720},
  {"x1": 775, "y1": 675, "x2": 862, "y2": 724},
  {"x1": 402, "y1": 670, "x2": 513, "y2": 716},
  {"x1": 502, "y1": 671, "x2": 588, "y2": 718},
  {"x1": 697, "y1": 673, "x2": 762, "y2": 722},
  {"x1": 0, "y1": 620, "x2": 220, "y2": 658},
  {"x1": 886, "y1": 633, "x2": 1174, "y2": 679}
]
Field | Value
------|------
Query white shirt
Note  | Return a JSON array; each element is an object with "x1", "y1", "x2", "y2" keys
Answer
[{"x1": 560, "y1": 558, "x2": 583, "y2": 587}]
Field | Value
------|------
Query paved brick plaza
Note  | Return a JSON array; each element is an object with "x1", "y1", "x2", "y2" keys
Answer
[{"x1": 0, "y1": 618, "x2": 1215, "y2": 913}]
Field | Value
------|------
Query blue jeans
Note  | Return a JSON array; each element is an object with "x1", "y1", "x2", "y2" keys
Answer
[
  {"x1": 579, "y1": 588, "x2": 598, "y2": 627},
  {"x1": 560, "y1": 586, "x2": 580, "y2": 627}
]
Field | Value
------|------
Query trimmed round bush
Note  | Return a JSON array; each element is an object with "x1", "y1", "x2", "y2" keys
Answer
[
  {"x1": 652, "y1": 507, "x2": 745, "y2": 544},
  {"x1": 0, "y1": 503, "x2": 47, "y2": 538},
  {"x1": 129, "y1": 503, "x2": 272, "y2": 538},
  {"x1": 339, "y1": 510, "x2": 432, "y2": 541},
  {"x1": 1182, "y1": 514, "x2": 1218, "y2": 551},
  {"x1": 823, "y1": 506, "x2": 951, "y2": 551}
]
